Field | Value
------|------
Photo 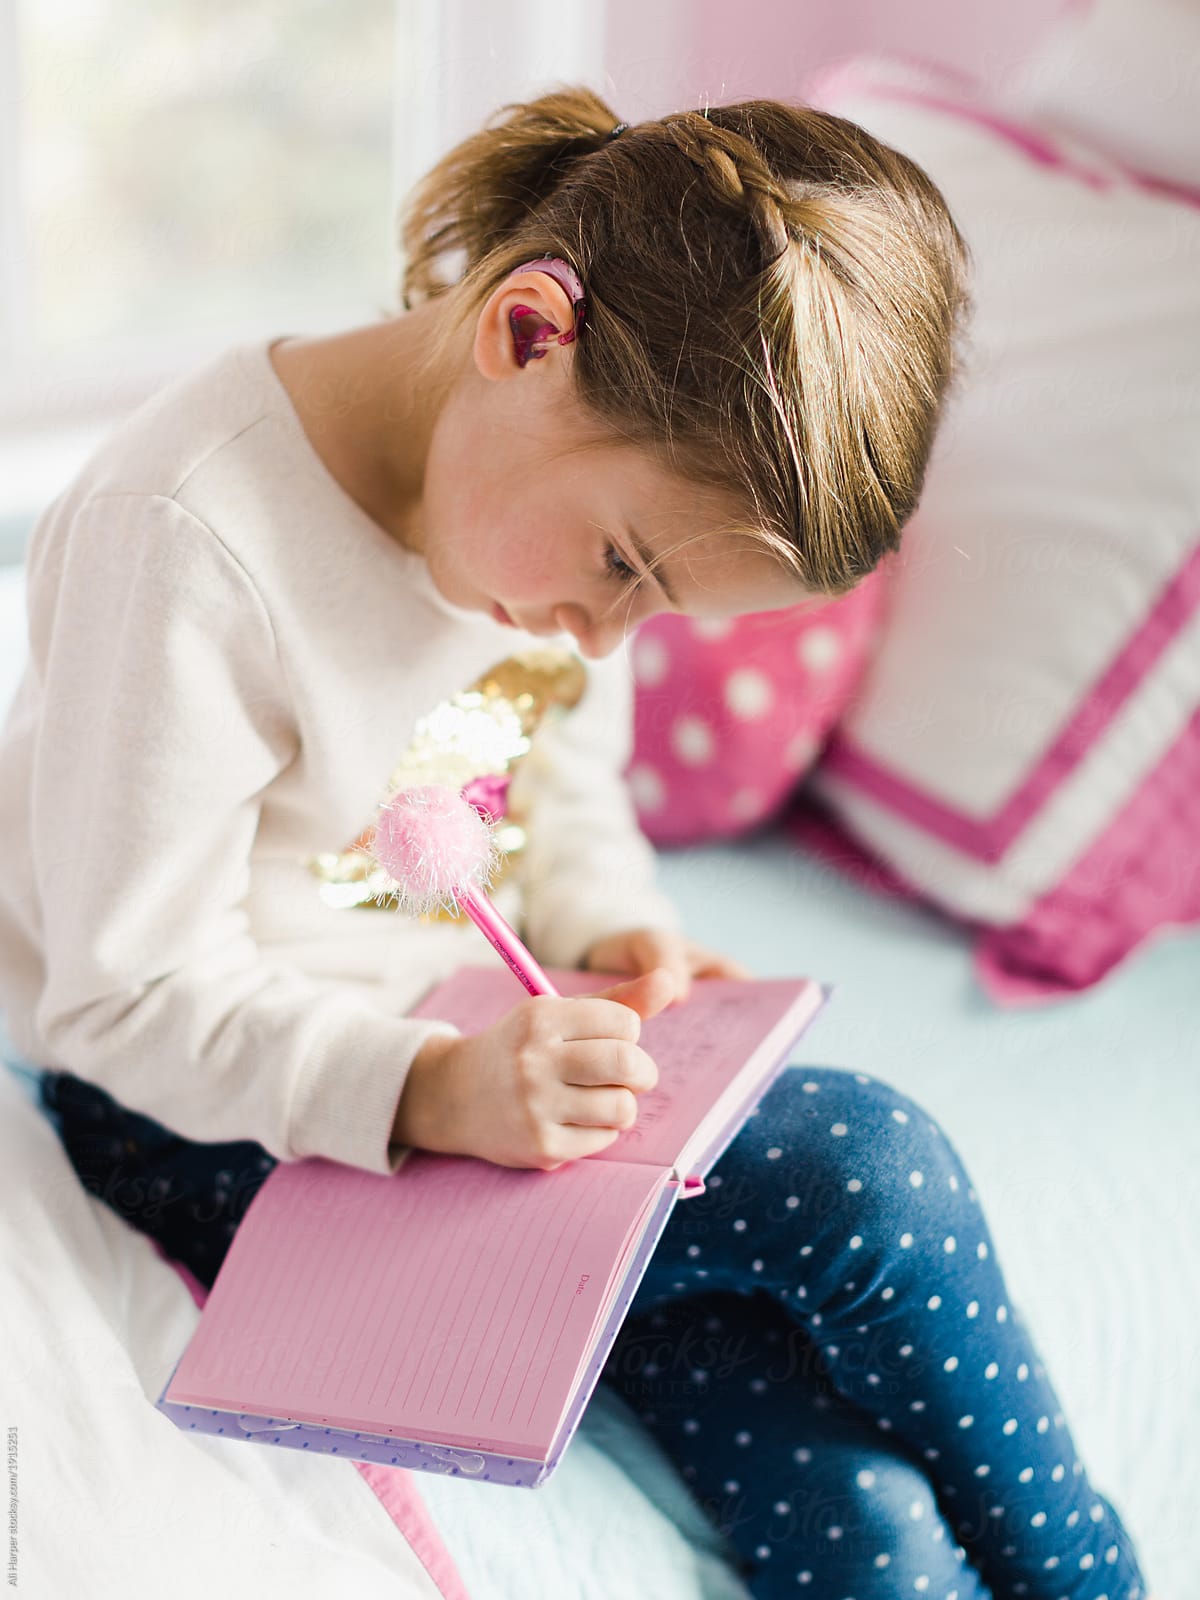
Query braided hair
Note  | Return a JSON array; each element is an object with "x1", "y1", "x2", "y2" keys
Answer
[{"x1": 399, "y1": 87, "x2": 972, "y2": 596}]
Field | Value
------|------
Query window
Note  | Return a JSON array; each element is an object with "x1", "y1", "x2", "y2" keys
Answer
[
  {"x1": 2, "y1": 0, "x2": 406, "y2": 429},
  {"x1": 0, "y1": 0, "x2": 606, "y2": 561}
]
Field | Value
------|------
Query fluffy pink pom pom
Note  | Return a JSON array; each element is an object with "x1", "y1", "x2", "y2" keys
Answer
[{"x1": 372, "y1": 785, "x2": 500, "y2": 915}]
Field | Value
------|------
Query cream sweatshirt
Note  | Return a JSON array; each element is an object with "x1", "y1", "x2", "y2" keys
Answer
[{"x1": 0, "y1": 338, "x2": 681, "y2": 1175}]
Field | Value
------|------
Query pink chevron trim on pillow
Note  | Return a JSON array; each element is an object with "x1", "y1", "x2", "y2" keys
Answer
[
  {"x1": 820, "y1": 541, "x2": 1200, "y2": 861},
  {"x1": 790, "y1": 702, "x2": 1200, "y2": 1004},
  {"x1": 1000, "y1": 0, "x2": 1200, "y2": 205},
  {"x1": 799, "y1": 56, "x2": 1200, "y2": 1002},
  {"x1": 807, "y1": 58, "x2": 1117, "y2": 188},
  {"x1": 975, "y1": 703, "x2": 1200, "y2": 1002},
  {"x1": 808, "y1": 54, "x2": 1200, "y2": 210}
]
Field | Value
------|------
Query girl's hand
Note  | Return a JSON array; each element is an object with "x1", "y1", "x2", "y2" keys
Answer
[
  {"x1": 582, "y1": 927, "x2": 754, "y2": 1004},
  {"x1": 395, "y1": 969, "x2": 677, "y2": 1170}
]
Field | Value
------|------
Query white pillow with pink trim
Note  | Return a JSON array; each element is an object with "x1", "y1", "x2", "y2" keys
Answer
[
  {"x1": 1000, "y1": 0, "x2": 1200, "y2": 198},
  {"x1": 799, "y1": 56, "x2": 1200, "y2": 1003}
]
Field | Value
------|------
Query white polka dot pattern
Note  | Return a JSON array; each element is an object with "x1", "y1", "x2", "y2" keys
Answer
[
  {"x1": 627, "y1": 574, "x2": 887, "y2": 844},
  {"x1": 670, "y1": 714, "x2": 715, "y2": 766}
]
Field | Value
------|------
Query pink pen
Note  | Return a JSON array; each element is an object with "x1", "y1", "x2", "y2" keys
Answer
[{"x1": 370, "y1": 784, "x2": 560, "y2": 998}]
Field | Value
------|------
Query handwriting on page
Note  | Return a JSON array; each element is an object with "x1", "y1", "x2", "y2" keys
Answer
[
  {"x1": 608, "y1": 990, "x2": 755, "y2": 1158},
  {"x1": 408, "y1": 968, "x2": 817, "y2": 1170}
]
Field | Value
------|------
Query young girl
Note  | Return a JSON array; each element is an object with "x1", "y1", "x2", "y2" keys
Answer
[{"x1": 0, "y1": 87, "x2": 1145, "y2": 1598}]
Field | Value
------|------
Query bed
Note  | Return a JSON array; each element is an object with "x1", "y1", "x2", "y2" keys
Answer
[{"x1": 1, "y1": 562, "x2": 1195, "y2": 1599}]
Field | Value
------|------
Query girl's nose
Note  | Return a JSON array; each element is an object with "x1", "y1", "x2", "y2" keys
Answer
[{"x1": 552, "y1": 603, "x2": 627, "y2": 659}]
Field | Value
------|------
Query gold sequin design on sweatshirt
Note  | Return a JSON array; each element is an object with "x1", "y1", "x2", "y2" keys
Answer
[{"x1": 305, "y1": 648, "x2": 586, "y2": 923}]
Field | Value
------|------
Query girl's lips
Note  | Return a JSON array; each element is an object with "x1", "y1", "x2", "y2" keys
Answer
[{"x1": 492, "y1": 602, "x2": 515, "y2": 627}]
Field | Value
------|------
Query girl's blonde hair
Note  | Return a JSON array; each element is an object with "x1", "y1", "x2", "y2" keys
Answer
[{"x1": 400, "y1": 86, "x2": 972, "y2": 597}]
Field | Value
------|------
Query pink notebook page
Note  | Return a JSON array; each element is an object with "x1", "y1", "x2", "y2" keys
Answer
[
  {"x1": 166, "y1": 1151, "x2": 668, "y2": 1458},
  {"x1": 166, "y1": 968, "x2": 823, "y2": 1458},
  {"x1": 411, "y1": 966, "x2": 825, "y2": 1174}
]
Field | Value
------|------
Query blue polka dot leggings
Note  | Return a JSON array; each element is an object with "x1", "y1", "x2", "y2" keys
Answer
[
  {"x1": 38, "y1": 1063, "x2": 1147, "y2": 1600},
  {"x1": 603, "y1": 1067, "x2": 1147, "y2": 1600}
]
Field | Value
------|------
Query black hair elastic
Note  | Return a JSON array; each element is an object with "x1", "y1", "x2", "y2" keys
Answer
[{"x1": 608, "y1": 122, "x2": 629, "y2": 141}]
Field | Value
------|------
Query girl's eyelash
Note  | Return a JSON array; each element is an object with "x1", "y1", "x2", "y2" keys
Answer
[{"x1": 603, "y1": 544, "x2": 640, "y2": 586}]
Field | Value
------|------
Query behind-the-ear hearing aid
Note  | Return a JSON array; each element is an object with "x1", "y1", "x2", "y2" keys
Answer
[{"x1": 507, "y1": 256, "x2": 587, "y2": 367}]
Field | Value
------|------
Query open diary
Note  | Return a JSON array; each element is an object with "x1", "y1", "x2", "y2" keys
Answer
[{"x1": 155, "y1": 964, "x2": 830, "y2": 1487}]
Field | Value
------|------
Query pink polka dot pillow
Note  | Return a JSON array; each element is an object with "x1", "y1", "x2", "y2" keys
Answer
[{"x1": 626, "y1": 570, "x2": 889, "y2": 847}]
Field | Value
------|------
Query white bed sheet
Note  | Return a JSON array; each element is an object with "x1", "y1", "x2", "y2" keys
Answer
[{"x1": 0, "y1": 1048, "x2": 755, "y2": 1600}]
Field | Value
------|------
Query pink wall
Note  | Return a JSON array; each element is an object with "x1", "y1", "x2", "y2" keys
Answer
[{"x1": 605, "y1": 0, "x2": 1072, "y2": 120}]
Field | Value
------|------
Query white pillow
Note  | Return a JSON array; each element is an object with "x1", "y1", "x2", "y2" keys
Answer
[
  {"x1": 1001, "y1": 0, "x2": 1200, "y2": 194},
  {"x1": 803, "y1": 56, "x2": 1200, "y2": 1002}
]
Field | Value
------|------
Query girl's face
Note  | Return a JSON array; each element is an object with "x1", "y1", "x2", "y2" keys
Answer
[{"x1": 418, "y1": 270, "x2": 813, "y2": 659}]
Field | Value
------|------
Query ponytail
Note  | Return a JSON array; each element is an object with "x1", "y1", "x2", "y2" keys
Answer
[{"x1": 396, "y1": 86, "x2": 973, "y2": 595}]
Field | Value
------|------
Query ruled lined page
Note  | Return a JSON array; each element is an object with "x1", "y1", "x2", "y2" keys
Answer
[
  {"x1": 166, "y1": 1152, "x2": 667, "y2": 1457},
  {"x1": 411, "y1": 966, "x2": 824, "y2": 1172}
]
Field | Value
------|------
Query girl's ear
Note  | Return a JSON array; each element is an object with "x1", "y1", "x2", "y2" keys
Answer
[{"x1": 473, "y1": 270, "x2": 578, "y2": 382}]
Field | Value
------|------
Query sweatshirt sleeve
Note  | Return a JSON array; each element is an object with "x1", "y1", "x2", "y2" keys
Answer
[
  {"x1": 24, "y1": 493, "x2": 458, "y2": 1175},
  {"x1": 508, "y1": 643, "x2": 682, "y2": 971}
]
